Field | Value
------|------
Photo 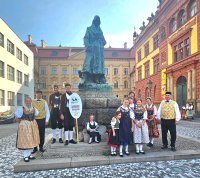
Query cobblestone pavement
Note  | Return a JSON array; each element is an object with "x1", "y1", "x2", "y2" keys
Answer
[{"x1": 0, "y1": 121, "x2": 200, "y2": 178}]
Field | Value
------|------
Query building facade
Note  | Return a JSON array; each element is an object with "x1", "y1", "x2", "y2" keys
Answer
[
  {"x1": 134, "y1": 0, "x2": 200, "y2": 112},
  {"x1": 25, "y1": 38, "x2": 135, "y2": 101},
  {"x1": 0, "y1": 18, "x2": 34, "y2": 112}
]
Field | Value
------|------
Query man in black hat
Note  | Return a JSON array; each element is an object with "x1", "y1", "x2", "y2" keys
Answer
[{"x1": 157, "y1": 91, "x2": 181, "y2": 151}]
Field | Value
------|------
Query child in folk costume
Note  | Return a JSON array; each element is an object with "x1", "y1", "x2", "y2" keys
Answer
[
  {"x1": 186, "y1": 102, "x2": 194, "y2": 120},
  {"x1": 145, "y1": 97, "x2": 159, "y2": 147},
  {"x1": 87, "y1": 114, "x2": 100, "y2": 144},
  {"x1": 107, "y1": 111, "x2": 122, "y2": 156},
  {"x1": 117, "y1": 98, "x2": 134, "y2": 157},
  {"x1": 15, "y1": 96, "x2": 40, "y2": 162},
  {"x1": 133, "y1": 99, "x2": 149, "y2": 154}
]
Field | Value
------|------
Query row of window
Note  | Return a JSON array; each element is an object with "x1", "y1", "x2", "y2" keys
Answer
[
  {"x1": 169, "y1": 0, "x2": 197, "y2": 34},
  {"x1": 0, "y1": 32, "x2": 29, "y2": 65},
  {"x1": 0, "y1": 60, "x2": 29, "y2": 86},
  {"x1": 137, "y1": 0, "x2": 197, "y2": 62},
  {"x1": 40, "y1": 66, "x2": 129, "y2": 76},
  {"x1": 137, "y1": 33, "x2": 159, "y2": 62},
  {"x1": 137, "y1": 57, "x2": 160, "y2": 81},
  {"x1": 0, "y1": 89, "x2": 29, "y2": 106},
  {"x1": 113, "y1": 80, "x2": 129, "y2": 89}
]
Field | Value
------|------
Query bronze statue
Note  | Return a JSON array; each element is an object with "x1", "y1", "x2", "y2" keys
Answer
[{"x1": 79, "y1": 15, "x2": 107, "y2": 87}]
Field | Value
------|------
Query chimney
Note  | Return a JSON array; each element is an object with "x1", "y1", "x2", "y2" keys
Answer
[
  {"x1": 41, "y1": 40, "x2": 46, "y2": 48},
  {"x1": 28, "y1": 35, "x2": 32, "y2": 44},
  {"x1": 124, "y1": 42, "x2": 127, "y2": 49}
]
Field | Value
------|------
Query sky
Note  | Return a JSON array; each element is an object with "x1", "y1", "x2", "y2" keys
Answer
[{"x1": 0, "y1": 0, "x2": 159, "y2": 48}]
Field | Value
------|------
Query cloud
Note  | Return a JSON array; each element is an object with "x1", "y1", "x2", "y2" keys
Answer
[{"x1": 104, "y1": 31, "x2": 133, "y2": 48}]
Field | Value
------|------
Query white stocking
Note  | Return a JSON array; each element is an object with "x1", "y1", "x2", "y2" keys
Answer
[
  {"x1": 59, "y1": 129, "x2": 63, "y2": 139},
  {"x1": 69, "y1": 131, "x2": 73, "y2": 140},
  {"x1": 65, "y1": 131, "x2": 69, "y2": 141},
  {"x1": 136, "y1": 144, "x2": 139, "y2": 151},
  {"x1": 52, "y1": 129, "x2": 56, "y2": 139}
]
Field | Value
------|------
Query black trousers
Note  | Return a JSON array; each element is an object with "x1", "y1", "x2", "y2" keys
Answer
[
  {"x1": 64, "y1": 108, "x2": 74, "y2": 131},
  {"x1": 51, "y1": 108, "x2": 63, "y2": 129},
  {"x1": 35, "y1": 118, "x2": 45, "y2": 149},
  {"x1": 161, "y1": 119, "x2": 176, "y2": 147}
]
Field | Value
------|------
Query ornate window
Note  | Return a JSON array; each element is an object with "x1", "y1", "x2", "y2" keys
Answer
[
  {"x1": 138, "y1": 67, "x2": 142, "y2": 81},
  {"x1": 153, "y1": 57, "x2": 160, "y2": 74},
  {"x1": 137, "y1": 49, "x2": 142, "y2": 62},
  {"x1": 178, "y1": 10, "x2": 186, "y2": 27},
  {"x1": 124, "y1": 81, "x2": 128, "y2": 89},
  {"x1": 160, "y1": 27, "x2": 166, "y2": 41},
  {"x1": 144, "y1": 42, "x2": 149, "y2": 57},
  {"x1": 153, "y1": 33, "x2": 159, "y2": 50},
  {"x1": 144, "y1": 61, "x2": 150, "y2": 78},
  {"x1": 114, "y1": 81, "x2": 118, "y2": 88},
  {"x1": 188, "y1": 0, "x2": 197, "y2": 18},
  {"x1": 173, "y1": 37, "x2": 190, "y2": 63},
  {"x1": 170, "y1": 18, "x2": 177, "y2": 33}
]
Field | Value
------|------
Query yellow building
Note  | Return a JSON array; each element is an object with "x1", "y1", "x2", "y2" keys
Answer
[
  {"x1": 25, "y1": 37, "x2": 135, "y2": 100},
  {"x1": 0, "y1": 18, "x2": 34, "y2": 112}
]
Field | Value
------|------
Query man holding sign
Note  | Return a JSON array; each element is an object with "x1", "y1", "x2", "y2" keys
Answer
[{"x1": 60, "y1": 83, "x2": 77, "y2": 145}]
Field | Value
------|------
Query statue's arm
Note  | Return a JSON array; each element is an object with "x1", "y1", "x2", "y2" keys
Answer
[{"x1": 83, "y1": 28, "x2": 90, "y2": 48}]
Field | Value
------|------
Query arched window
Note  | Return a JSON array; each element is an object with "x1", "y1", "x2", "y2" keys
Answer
[
  {"x1": 114, "y1": 81, "x2": 118, "y2": 88},
  {"x1": 188, "y1": 0, "x2": 197, "y2": 18},
  {"x1": 154, "y1": 85, "x2": 157, "y2": 99},
  {"x1": 160, "y1": 26, "x2": 166, "y2": 41},
  {"x1": 178, "y1": 10, "x2": 186, "y2": 27},
  {"x1": 138, "y1": 89, "x2": 142, "y2": 100},
  {"x1": 124, "y1": 81, "x2": 128, "y2": 89},
  {"x1": 145, "y1": 87, "x2": 150, "y2": 99},
  {"x1": 170, "y1": 18, "x2": 177, "y2": 33}
]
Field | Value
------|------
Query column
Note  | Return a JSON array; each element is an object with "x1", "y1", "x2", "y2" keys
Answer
[
  {"x1": 192, "y1": 69, "x2": 196, "y2": 100},
  {"x1": 187, "y1": 70, "x2": 192, "y2": 100}
]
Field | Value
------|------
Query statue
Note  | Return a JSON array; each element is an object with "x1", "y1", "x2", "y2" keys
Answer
[{"x1": 79, "y1": 15, "x2": 107, "y2": 87}]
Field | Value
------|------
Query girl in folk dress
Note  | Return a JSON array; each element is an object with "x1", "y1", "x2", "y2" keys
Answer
[
  {"x1": 107, "y1": 111, "x2": 122, "y2": 156},
  {"x1": 117, "y1": 98, "x2": 134, "y2": 157},
  {"x1": 145, "y1": 97, "x2": 159, "y2": 147},
  {"x1": 133, "y1": 99, "x2": 149, "y2": 154},
  {"x1": 186, "y1": 102, "x2": 194, "y2": 120},
  {"x1": 15, "y1": 97, "x2": 40, "y2": 162},
  {"x1": 87, "y1": 114, "x2": 100, "y2": 144}
]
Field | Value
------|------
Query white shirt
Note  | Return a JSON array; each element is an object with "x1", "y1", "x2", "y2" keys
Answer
[
  {"x1": 117, "y1": 105, "x2": 134, "y2": 119},
  {"x1": 157, "y1": 100, "x2": 181, "y2": 121},
  {"x1": 15, "y1": 106, "x2": 39, "y2": 118},
  {"x1": 87, "y1": 121, "x2": 98, "y2": 131}
]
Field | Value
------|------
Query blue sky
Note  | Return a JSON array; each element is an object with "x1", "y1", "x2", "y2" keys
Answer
[{"x1": 0, "y1": 0, "x2": 158, "y2": 48}]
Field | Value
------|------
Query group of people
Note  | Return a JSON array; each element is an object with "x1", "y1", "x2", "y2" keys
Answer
[
  {"x1": 15, "y1": 83, "x2": 77, "y2": 162},
  {"x1": 15, "y1": 84, "x2": 181, "y2": 161},
  {"x1": 181, "y1": 102, "x2": 194, "y2": 120},
  {"x1": 107, "y1": 91, "x2": 181, "y2": 156}
]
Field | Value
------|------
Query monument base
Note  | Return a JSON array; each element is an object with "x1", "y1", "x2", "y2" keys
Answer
[
  {"x1": 78, "y1": 90, "x2": 121, "y2": 127},
  {"x1": 78, "y1": 83, "x2": 112, "y2": 92}
]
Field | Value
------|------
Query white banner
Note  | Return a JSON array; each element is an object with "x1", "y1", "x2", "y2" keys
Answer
[{"x1": 69, "y1": 93, "x2": 82, "y2": 119}]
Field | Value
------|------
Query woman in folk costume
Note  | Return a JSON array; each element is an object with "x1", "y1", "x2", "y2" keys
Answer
[
  {"x1": 15, "y1": 96, "x2": 40, "y2": 162},
  {"x1": 117, "y1": 98, "x2": 134, "y2": 157},
  {"x1": 107, "y1": 111, "x2": 122, "y2": 156},
  {"x1": 186, "y1": 102, "x2": 194, "y2": 120},
  {"x1": 133, "y1": 99, "x2": 149, "y2": 154},
  {"x1": 145, "y1": 97, "x2": 159, "y2": 147}
]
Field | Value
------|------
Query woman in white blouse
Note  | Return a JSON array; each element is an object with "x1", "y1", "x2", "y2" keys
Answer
[{"x1": 15, "y1": 96, "x2": 40, "y2": 162}]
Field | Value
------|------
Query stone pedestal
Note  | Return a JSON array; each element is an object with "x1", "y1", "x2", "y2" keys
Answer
[{"x1": 78, "y1": 91, "x2": 121, "y2": 127}]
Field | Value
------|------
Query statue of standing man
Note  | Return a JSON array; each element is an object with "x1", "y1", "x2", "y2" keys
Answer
[{"x1": 79, "y1": 15, "x2": 107, "y2": 87}]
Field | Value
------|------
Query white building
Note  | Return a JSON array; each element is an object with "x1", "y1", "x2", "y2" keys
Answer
[{"x1": 0, "y1": 18, "x2": 34, "y2": 112}]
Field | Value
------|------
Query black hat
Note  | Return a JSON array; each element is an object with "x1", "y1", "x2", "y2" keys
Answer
[{"x1": 165, "y1": 91, "x2": 172, "y2": 95}]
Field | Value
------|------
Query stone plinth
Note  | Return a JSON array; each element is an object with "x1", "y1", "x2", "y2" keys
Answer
[{"x1": 78, "y1": 91, "x2": 121, "y2": 127}]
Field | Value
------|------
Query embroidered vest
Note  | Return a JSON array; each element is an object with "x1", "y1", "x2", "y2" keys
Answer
[
  {"x1": 161, "y1": 100, "x2": 176, "y2": 119},
  {"x1": 32, "y1": 99, "x2": 46, "y2": 119},
  {"x1": 134, "y1": 107, "x2": 144, "y2": 121},
  {"x1": 146, "y1": 105, "x2": 154, "y2": 116},
  {"x1": 21, "y1": 107, "x2": 35, "y2": 121},
  {"x1": 114, "y1": 118, "x2": 120, "y2": 129}
]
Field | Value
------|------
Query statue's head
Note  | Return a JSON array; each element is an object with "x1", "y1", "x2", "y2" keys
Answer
[{"x1": 92, "y1": 15, "x2": 101, "y2": 27}]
